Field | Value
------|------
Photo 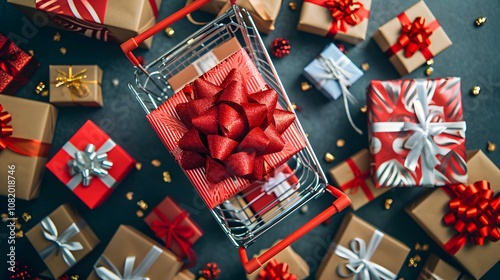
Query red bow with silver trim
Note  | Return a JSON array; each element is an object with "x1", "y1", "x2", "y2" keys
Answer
[
  {"x1": 257, "y1": 259, "x2": 297, "y2": 280},
  {"x1": 442, "y1": 181, "x2": 500, "y2": 255}
]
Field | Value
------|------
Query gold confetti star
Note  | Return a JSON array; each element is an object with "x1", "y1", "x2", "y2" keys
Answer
[
  {"x1": 425, "y1": 67, "x2": 434, "y2": 76},
  {"x1": 487, "y1": 141, "x2": 496, "y2": 152},
  {"x1": 53, "y1": 32, "x2": 61, "y2": 41},
  {"x1": 163, "y1": 171, "x2": 172, "y2": 183},
  {"x1": 301, "y1": 81, "x2": 311, "y2": 91},
  {"x1": 336, "y1": 139, "x2": 345, "y2": 147},
  {"x1": 22, "y1": 212, "x2": 32, "y2": 222},
  {"x1": 384, "y1": 198, "x2": 393, "y2": 209},
  {"x1": 324, "y1": 152, "x2": 335, "y2": 163},
  {"x1": 360, "y1": 105, "x2": 368, "y2": 113},
  {"x1": 136, "y1": 210, "x2": 144, "y2": 217},
  {"x1": 426, "y1": 59, "x2": 434, "y2": 66},
  {"x1": 288, "y1": 1, "x2": 297, "y2": 10},
  {"x1": 1, "y1": 213, "x2": 8, "y2": 222},
  {"x1": 71, "y1": 276, "x2": 80, "y2": 280},
  {"x1": 35, "y1": 82, "x2": 46, "y2": 94},
  {"x1": 126, "y1": 192, "x2": 134, "y2": 200},
  {"x1": 41, "y1": 90, "x2": 49, "y2": 97},
  {"x1": 60, "y1": 47, "x2": 67, "y2": 55},
  {"x1": 475, "y1": 17, "x2": 487, "y2": 27},
  {"x1": 165, "y1": 27, "x2": 175, "y2": 37},
  {"x1": 135, "y1": 162, "x2": 142, "y2": 170},
  {"x1": 15, "y1": 230, "x2": 23, "y2": 238},
  {"x1": 28, "y1": 50, "x2": 34, "y2": 56},
  {"x1": 137, "y1": 200, "x2": 148, "y2": 211},
  {"x1": 471, "y1": 86, "x2": 481, "y2": 96},
  {"x1": 151, "y1": 159, "x2": 161, "y2": 167},
  {"x1": 407, "y1": 257, "x2": 418, "y2": 268},
  {"x1": 361, "y1": 63, "x2": 369, "y2": 71}
]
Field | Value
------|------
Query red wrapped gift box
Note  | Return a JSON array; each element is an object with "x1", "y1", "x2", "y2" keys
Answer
[
  {"x1": 147, "y1": 49, "x2": 306, "y2": 209},
  {"x1": 46, "y1": 120, "x2": 135, "y2": 209},
  {"x1": 0, "y1": 33, "x2": 39, "y2": 95},
  {"x1": 367, "y1": 77, "x2": 467, "y2": 188},
  {"x1": 242, "y1": 164, "x2": 299, "y2": 217},
  {"x1": 144, "y1": 196, "x2": 203, "y2": 267}
]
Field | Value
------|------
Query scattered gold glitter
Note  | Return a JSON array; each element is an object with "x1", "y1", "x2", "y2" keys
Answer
[
  {"x1": 360, "y1": 105, "x2": 368, "y2": 113},
  {"x1": 471, "y1": 86, "x2": 481, "y2": 96},
  {"x1": 426, "y1": 59, "x2": 434, "y2": 66},
  {"x1": 60, "y1": 47, "x2": 67, "y2": 55},
  {"x1": 425, "y1": 67, "x2": 434, "y2": 76},
  {"x1": 165, "y1": 27, "x2": 175, "y2": 37},
  {"x1": 361, "y1": 63, "x2": 369, "y2": 71},
  {"x1": 301, "y1": 81, "x2": 311, "y2": 91},
  {"x1": 28, "y1": 50, "x2": 34, "y2": 56},
  {"x1": 35, "y1": 82, "x2": 46, "y2": 94},
  {"x1": 151, "y1": 160, "x2": 161, "y2": 167},
  {"x1": 1, "y1": 213, "x2": 8, "y2": 222},
  {"x1": 126, "y1": 192, "x2": 134, "y2": 200},
  {"x1": 53, "y1": 32, "x2": 61, "y2": 41},
  {"x1": 475, "y1": 17, "x2": 487, "y2": 26},
  {"x1": 15, "y1": 231, "x2": 23, "y2": 238},
  {"x1": 137, "y1": 200, "x2": 148, "y2": 211},
  {"x1": 291, "y1": 102, "x2": 298, "y2": 110},
  {"x1": 135, "y1": 162, "x2": 142, "y2": 170},
  {"x1": 288, "y1": 1, "x2": 297, "y2": 10},
  {"x1": 15, "y1": 221, "x2": 21, "y2": 230},
  {"x1": 22, "y1": 212, "x2": 32, "y2": 222},
  {"x1": 384, "y1": 198, "x2": 393, "y2": 210},
  {"x1": 324, "y1": 152, "x2": 335, "y2": 163},
  {"x1": 163, "y1": 171, "x2": 172, "y2": 183},
  {"x1": 487, "y1": 141, "x2": 496, "y2": 152},
  {"x1": 336, "y1": 139, "x2": 345, "y2": 147},
  {"x1": 41, "y1": 90, "x2": 49, "y2": 97},
  {"x1": 136, "y1": 210, "x2": 144, "y2": 217}
]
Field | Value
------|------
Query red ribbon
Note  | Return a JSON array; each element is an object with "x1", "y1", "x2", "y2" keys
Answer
[
  {"x1": 150, "y1": 208, "x2": 198, "y2": 268},
  {"x1": 441, "y1": 181, "x2": 500, "y2": 255},
  {"x1": 339, "y1": 158, "x2": 374, "y2": 201},
  {"x1": 257, "y1": 259, "x2": 297, "y2": 280},
  {"x1": 306, "y1": 0, "x2": 370, "y2": 36},
  {"x1": 385, "y1": 14, "x2": 440, "y2": 60},
  {"x1": 0, "y1": 104, "x2": 51, "y2": 158},
  {"x1": 176, "y1": 69, "x2": 296, "y2": 184},
  {"x1": 0, "y1": 36, "x2": 26, "y2": 83}
]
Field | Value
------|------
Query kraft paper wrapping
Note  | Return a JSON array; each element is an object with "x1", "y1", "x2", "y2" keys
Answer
[
  {"x1": 7, "y1": 0, "x2": 162, "y2": 49},
  {"x1": 173, "y1": 269, "x2": 196, "y2": 280},
  {"x1": 26, "y1": 204, "x2": 100, "y2": 278},
  {"x1": 328, "y1": 149, "x2": 389, "y2": 210},
  {"x1": 297, "y1": 0, "x2": 372, "y2": 44},
  {"x1": 316, "y1": 212, "x2": 410, "y2": 280},
  {"x1": 417, "y1": 254, "x2": 465, "y2": 280},
  {"x1": 0, "y1": 95, "x2": 57, "y2": 200},
  {"x1": 49, "y1": 65, "x2": 103, "y2": 107},
  {"x1": 246, "y1": 241, "x2": 310, "y2": 280},
  {"x1": 372, "y1": 0, "x2": 452, "y2": 76},
  {"x1": 217, "y1": 0, "x2": 282, "y2": 34},
  {"x1": 167, "y1": 37, "x2": 242, "y2": 93},
  {"x1": 406, "y1": 150, "x2": 500, "y2": 279},
  {"x1": 87, "y1": 225, "x2": 183, "y2": 280}
]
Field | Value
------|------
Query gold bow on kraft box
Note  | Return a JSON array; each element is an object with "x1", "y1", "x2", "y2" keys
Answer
[{"x1": 49, "y1": 65, "x2": 103, "y2": 107}]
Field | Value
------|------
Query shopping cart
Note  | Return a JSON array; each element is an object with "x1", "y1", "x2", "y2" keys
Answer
[{"x1": 121, "y1": 0, "x2": 350, "y2": 274}]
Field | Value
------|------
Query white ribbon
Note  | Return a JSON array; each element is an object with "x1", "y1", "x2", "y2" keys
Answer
[
  {"x1": 63, "y1": 139, "x2": 116, "y2": 190},
  {"x1": 261, "y1": 171, "x2": 295, "y2": 202},
  {"x1": 317, "y1": 55, "x2": 362, "y2": 134},
  {"x1": 371, "y1": 82, "x2": 466, "y2": 185},
  {"x1": 39, "y1": 217, "x2": 84, "y2": 267},
  {"x1": 94, "y1": 245, "x2": 163, "y2": 280},
  {"x1": 334, "y1": 229, "x2": 396, "y2": 280}
]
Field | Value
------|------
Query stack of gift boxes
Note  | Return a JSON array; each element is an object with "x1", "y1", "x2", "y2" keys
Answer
[{"x1": 2, "y1": 0, "x2": 499, "y2": 279}]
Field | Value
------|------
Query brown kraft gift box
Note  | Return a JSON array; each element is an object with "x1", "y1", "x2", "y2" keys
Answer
[
  {"x1": 49, "y1": 65, "x2": 103, "y2": 107},
  {"x1": 372, "y1": 0, "x2": 452, "y2": 76},
  {"x1": 417, "y1": 253, "x2": 467, "y2": 280},
  {"x1": 7, "y1": 0, "x2": 161, "y2": 49},
  {"x1": 217, "y1": 0, "x2": 282, "y2": 34},
  {"x1": 0, "y1": 95, "x2": 57, "y2": 200},
  {"x1": 329, "y1": 149, "x2": 389, "y2": 210},
  {"x1": 316, "y1": 212, "x2": 410, "y2": 280},
  {"x1": 246, "y1": 241, "x2": 310, "y2": 280},
  {"x1": 88, "y1": 225, "x2": 183, "y2": 280},
  {"x1": 26, "y1": 204, "x2": 99, "y2": 278},
  {"x1": 406, "y1": 149, "x2": 500, "y2": 279},
  {"x1": 167, "y1": 37, "x2": 242, "y2": 93}
]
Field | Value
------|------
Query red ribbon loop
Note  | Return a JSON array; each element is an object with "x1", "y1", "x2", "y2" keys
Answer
[
  {"x1": 176, "y1": 69, "x2": 295, "y2": 184},
  {"x1": 257, "y1": 259, "x2": 297, "y2": 280},
  {"x1": 150, "y1": 208, "x2": 197, "y2": 268},
  {"x1": 340, "y1": 158, "x2": 374, "y2": 201},
  {"x1": 442, "y1": 181, "x2": 500, "y2": 255},
  {"x1": 325, "y1": 0, "x2": 369, "y2": 36},
  {"x1": 385, "y1": 14, "x2": 440, "y2": 60},
  {"x1": 0, "y1": 104, "x2": 51, "y2": 157}
]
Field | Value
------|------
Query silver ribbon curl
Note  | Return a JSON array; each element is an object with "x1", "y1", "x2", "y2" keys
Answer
[
  {"x1": 94, "y1": 245, "x2": 163, "y2": 280},
  {"x1": 371, "y1": 82, "x2": 466, "y2": 186},
  {"x1": 334, "y1": 229, "x2": 396, "y2": 280},
  {"x1": 317, "y1": 55, "x2": 363, "y2": 135},
  {"x1": 64, "y1": 139, "x2": 116, "y2": 189},
  {"x1": 39, "y1": 217, "x2": 84, "y2": 267}
]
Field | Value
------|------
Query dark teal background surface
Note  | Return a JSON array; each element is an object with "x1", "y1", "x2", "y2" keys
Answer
[{"x1": 0, "y1": 0, "x2": 499, "y2": 279}]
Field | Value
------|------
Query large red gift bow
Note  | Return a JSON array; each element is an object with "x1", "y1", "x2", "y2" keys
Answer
[
  {"x1": 441, "y1": 181, "x2": 500, "y2": 255},
  {"x1": 176, "y1": 68, "x2": 295, "y2": 184},
  {"x1": 384, "y1": 13, "x2": 441, "y2": 60},
  {"x1": 0, "y1": 104, "x2": 50, "y2": 157},
  {"x1": 339, "y1": 158, "x2": 374, "y2": 201},
  {"x1": 150, "y1": 208, "x2": 198, "y2": 268},
  {"x1": 257, "y1": 259, "x2": 297, "y2": 280},
  {"x1": 305, "y1": 0, "x2": 370, "y2": 37}
]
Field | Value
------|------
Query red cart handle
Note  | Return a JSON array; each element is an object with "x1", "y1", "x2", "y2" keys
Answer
[
  {"x1": 121, "y1": 0, "x2": 236, "y2": 66},
  {"x1": 239, "y1": 185, "x2": 351, "y2": 274}
]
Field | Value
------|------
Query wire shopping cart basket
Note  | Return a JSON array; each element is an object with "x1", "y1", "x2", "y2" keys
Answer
[{"x1": 121, "y1": 0, "x2": 350, "y2": 273}]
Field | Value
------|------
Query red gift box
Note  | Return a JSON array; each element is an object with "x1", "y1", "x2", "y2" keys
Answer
[
  {"x1": 46, "y1": 120, "x2": 135, "y2": 209},
  {"x1": 367, "y1": 77, "x2": 467, "y2": 188},
  {"x1": 147, "y1": 49, "x2": 306, "y2": 209},
  {"x1": 242, "y1": 164, "x2": 299, "y2": 217},
  {"x1": 0, "y1": 33, "x2": 39, "y2": 95},
  {"x1": 144, "y1": 196, "x2": 203, "y2": 268}
]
